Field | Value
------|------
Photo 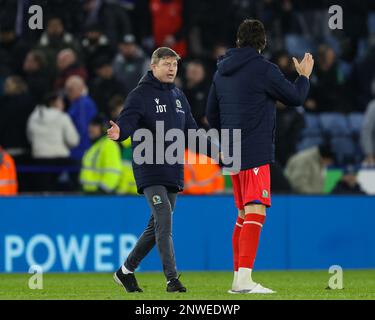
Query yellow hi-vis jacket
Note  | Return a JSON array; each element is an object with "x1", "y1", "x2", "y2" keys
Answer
[
  {"x1": 119, "y1": 138, "x2": 137, "y2": 194},
  {"x1": 80, "y1": 136, "x2": 133, "y2": 194}
]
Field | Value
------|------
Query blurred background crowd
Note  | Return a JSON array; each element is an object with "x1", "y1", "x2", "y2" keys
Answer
[{"x1": 1, "y1": 0, "x2": 375, "y2": 196}]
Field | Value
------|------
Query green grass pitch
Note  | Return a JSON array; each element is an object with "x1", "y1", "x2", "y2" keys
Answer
[{"x1": 0, "y1": 270, "x2": 374, "y2": 300}]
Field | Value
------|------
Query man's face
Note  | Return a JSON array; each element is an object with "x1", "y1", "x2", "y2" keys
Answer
[
  {"x1": 0, "y1": 31, "x2": 16, "y2": 44},
  {"x1": 96, "y1": 65, "x2": 113, "y2": 79},
  {"x1": 110, "y1": 105, "x2": 123, "y2": 120},
  {"x1": 151, "y1": 57, "x2": 178, "y2": 83},
  {"x1": 186, "y1": 63, "x2": 205, "y2": 85},
  {"x1": 47, "y1": 19, "x2": 64, "y2": 37},
  {"x1": 65, "y1": 82, "x2": 80, "y2": 101},
  {"x1": 88, "y1": 124, "x2": 102, "y2": 140},
  {"x1": 119, "y1": 43, "x2": 136, "y2": 58},
  {"x1": 86, "y1": 31, "x2": 101, "y2": 42},
  {"x1": 23, "y1": 53, "x2": 39, "y2": 73},
  {"x1": 322, "y1": 157, "x2": 334, "y2": 167}
]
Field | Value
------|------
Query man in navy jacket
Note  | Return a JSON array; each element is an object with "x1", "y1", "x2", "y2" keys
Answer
[
  {"x1": 206, "y1": 19, "x2": 314, "y2": 294},
  {"x1": 108, "y1": 47, "x2": 198, "y2": 293}
]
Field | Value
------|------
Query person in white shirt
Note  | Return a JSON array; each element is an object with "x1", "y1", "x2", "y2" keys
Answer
[{"x1": 27, "y1": 92, "x2": 80, "y2": 191}]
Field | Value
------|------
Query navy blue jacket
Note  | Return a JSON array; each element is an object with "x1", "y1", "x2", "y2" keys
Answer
[
  {"x1": 206, "y1": 46, "x2": 310, "y2": 170},
  {"x1": 116, "y1": 71, "x2": 198, "y2": 194}
]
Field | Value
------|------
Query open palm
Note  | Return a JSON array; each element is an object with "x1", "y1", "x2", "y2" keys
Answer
[{"x1": 107, "y1": 120, "x2": 120, "y2": 141}]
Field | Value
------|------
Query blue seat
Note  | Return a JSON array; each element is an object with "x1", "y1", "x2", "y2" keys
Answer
[
  {"x1": 347, "y1": 112, "x2": 364, "y2": 135},
  {"x1": 368, "y1": 12, "x2": 375, "y2": 34},
  {"x1": 324, "y1": 35, "x2": 341, "y2": 56},
  {"x1": 338, "y1": 60, "x2": 352, "y2": 80},
  {"x1": 319, "y1": 112, "x2": 351, "y2": 136},
  {"x1": 301, "y1": 113, "x2": 321, "y2": 137},
  {"x1": 285, "y1": 34, "x2": 315, "y2": 57},
  {"x1": 330, "y1": 136, "x2": 357, "y2": 165},
  {"x1": 296, "y1": 136, "x2": 323, "y2": 152}
]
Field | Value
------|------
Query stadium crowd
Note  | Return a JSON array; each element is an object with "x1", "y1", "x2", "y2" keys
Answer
[{"x1": 0, "y1": 0, "x2": 375, "y2": 195}]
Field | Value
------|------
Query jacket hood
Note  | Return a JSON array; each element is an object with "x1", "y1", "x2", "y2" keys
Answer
[
  {"x1": 217, "y1": 46, "x2": 262, "y2": 76},
  {"x1": 31, "y1": 105, "x2": 62, "y2": 124},
  {"x1": 139, "y1": 71, "x2": 176, "y2": 90}
]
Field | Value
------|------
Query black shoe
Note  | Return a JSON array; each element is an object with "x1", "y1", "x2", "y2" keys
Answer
[
  {"x1": 113, "y1": 268, "x2": 143, "y2": 293},
  {"x1": 167, "y1": 275, "x2": 187, "y2": 293}
]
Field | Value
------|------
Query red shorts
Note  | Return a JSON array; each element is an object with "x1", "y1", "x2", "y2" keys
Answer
[{"x1": 231, "y1": 164, "x2": 271, "y2": 209}]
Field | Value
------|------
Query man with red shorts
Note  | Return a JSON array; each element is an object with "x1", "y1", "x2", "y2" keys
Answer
[{"x1": 207, "y1": 19, "x2": 313, "y2": 293}]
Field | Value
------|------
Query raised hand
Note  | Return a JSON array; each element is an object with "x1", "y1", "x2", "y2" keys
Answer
[
  {"x1": 292, "y1": 53, "x2": 314, "y2": 79},
  {"x1": 107, "y1": 120, "x2": 120, "y2": 141}
]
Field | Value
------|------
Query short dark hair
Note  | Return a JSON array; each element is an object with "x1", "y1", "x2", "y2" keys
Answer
[
  {"x1": 318, "y1": 144, "x2": 335, "y2": 160},
  {"x1": 90, "y1": 113, "x2": 108, "y2": 129},
  {"x1": 108, "y1": 95, "x2": 125, "y2": 111},
  {"x1": 236, "y1": 19, "x2": 266, "y2": 51},
  {"x1": 44, "y1": 92, "x2": 60, "y2": 107},
  {"x1": 151, "y1": 47, "x2": 180, "y2": 65},
  {"x1": 29, "y1": 50, "x2": 47, "y2": 68}
]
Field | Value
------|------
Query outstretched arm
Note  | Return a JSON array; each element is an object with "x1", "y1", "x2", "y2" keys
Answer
[
  {"x1": 108, "y1": 92, "x2": 145, "y2": 142},
  {"x1": 266, "y1": 53, "x2": 313, "y2": 106}
]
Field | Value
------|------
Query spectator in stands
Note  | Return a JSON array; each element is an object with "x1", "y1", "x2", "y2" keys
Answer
[
  {"x1": 112, "y1": 34, "x2": 149, "y2": 93},
  {"x1": 331, "y1": 165, "x2": 366, "y2": 195},
  {"x1": 273, "y1": 51, "x2": 304, "y2": 166},
  {"x1": 351, "y1": 46, "x2": 375, "y2": 112},
  {"x1": 275, "y1": 102, "x2": 304, "y2": 166},
  {"x1": 107, "y1": 95, "x2": 137, "y2": 194},
  {"x1": 305, "y1": 44, "x2": 349, "y2": 113},
  {"x1": 284, "y1": 144, "x2": 335, "y2": 194},
  {"x1": 361, "y1": 97, "x2": 375, "y2": 166},
  {"x1": 183, "y1": 60, "x2": 210, "y2": 129},
  {"x1": 108, "y1": 95, "x2": 125, "y2": 121},
  {"x1": 0, "y1": 76, "x2": 34, "y2": 191},
  {"x1": 81, "y1": 0, "x2": 132, "y2": 44},
  {"x1": 65, "y1": 75, "x2": 97, "y2": 160},
  {"x1": 205, "y1": 43, "x2": 229, "y2": 81},
  {"x1": 0, "y1": 76, "x2": 34, "y2": 158},
  {"x1": 270, "y1": 162, "x2": 293, "y2": 194},
  {"x1": 0, "y1": 22, "x2": 29, "y2": 74},
  {"x1": 81, "y1": 23, "x2": 115, "y2": 79},
  {"x1": 89, "y1": 56, "x2": 126, "y2": 117},
  {"x1": 26, "y1": 92, "x2": 79, "y2": 192},
  {"x1": 35, "y1": 16, "x2": 81, "y2": 75},
  {"x1": 80, "y1": 114, "x2": 126, "y2": 194},
  {"x1": 0, "y1": 146, "x2": 17, "y2": 196},
  {"x1": 136, "y1": 0, "x2": 188, "y2": 57},
  {"x1": 272, "y1": 50, "x2": 298, "y2": 81},
  {"x1": 183, "y1": 148, "x2": 224, "y2": 195},
  {"x1": 54, "y1": 49, "x2": 88, "y2": 90},
  {"x1": 279, "y1": 0, "x2": 304, "y2": 35},
  {"x1": 180, "y1": 0, "x2": 235, "y2": 57},
  {"x1": 22, "y1": 50, "x2": 51, "y2": 104}
]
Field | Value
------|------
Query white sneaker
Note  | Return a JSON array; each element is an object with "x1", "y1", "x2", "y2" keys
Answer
[
  {"x1": 227, "y1": 271, "x2": 239, "y2": 293},
  {"x1": 228, "y1": 280, "x2": 257, "y2": 294},
  {"x1": 229, "y1": 283, "x2": 275, "y2": 294},
  {"x1": 244, "y1": 283, "x2": 275, "y2": 294}
]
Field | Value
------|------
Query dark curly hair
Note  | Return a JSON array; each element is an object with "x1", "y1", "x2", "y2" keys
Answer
[{"x1": 236, "y1": 19, "x2": 266, "y2": 52}]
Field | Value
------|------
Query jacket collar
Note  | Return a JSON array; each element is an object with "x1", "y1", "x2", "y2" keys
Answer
[{"x1": 139, "y1": 71, "x2": 176, "y2": 90}]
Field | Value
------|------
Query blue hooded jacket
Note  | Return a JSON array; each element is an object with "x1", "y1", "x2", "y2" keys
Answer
[
  {"x1": 68, "y1": 95, "x2": 98, "y2": 160},
  {"x1": 206, "y1": 46, "x2": 310, "y2": 170},
  {"x1": 116, "y1": 71, "x2": 198, "y2": 194}
]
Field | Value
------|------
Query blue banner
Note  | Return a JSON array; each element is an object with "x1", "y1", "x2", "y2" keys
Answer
[{"x1": 0, "y1": 195, "x2": 374, "y2": 272}]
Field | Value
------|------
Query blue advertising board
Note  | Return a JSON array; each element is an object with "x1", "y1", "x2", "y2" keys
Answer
[{"x1": 0, "y1": 195, "x2": 374, "y2": 273}]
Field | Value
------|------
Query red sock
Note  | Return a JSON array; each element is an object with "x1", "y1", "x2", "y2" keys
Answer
[
  {"x1": 238, "y1": 214, "x2": 266, "y2": 269},
  {"x1": 232, "y1": 216, "x2": 244, "y2": 272}
]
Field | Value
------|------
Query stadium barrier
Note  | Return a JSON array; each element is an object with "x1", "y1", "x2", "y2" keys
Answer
[{"x1": 0, "y1": 195, "x2": 374, "y2": 273}]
